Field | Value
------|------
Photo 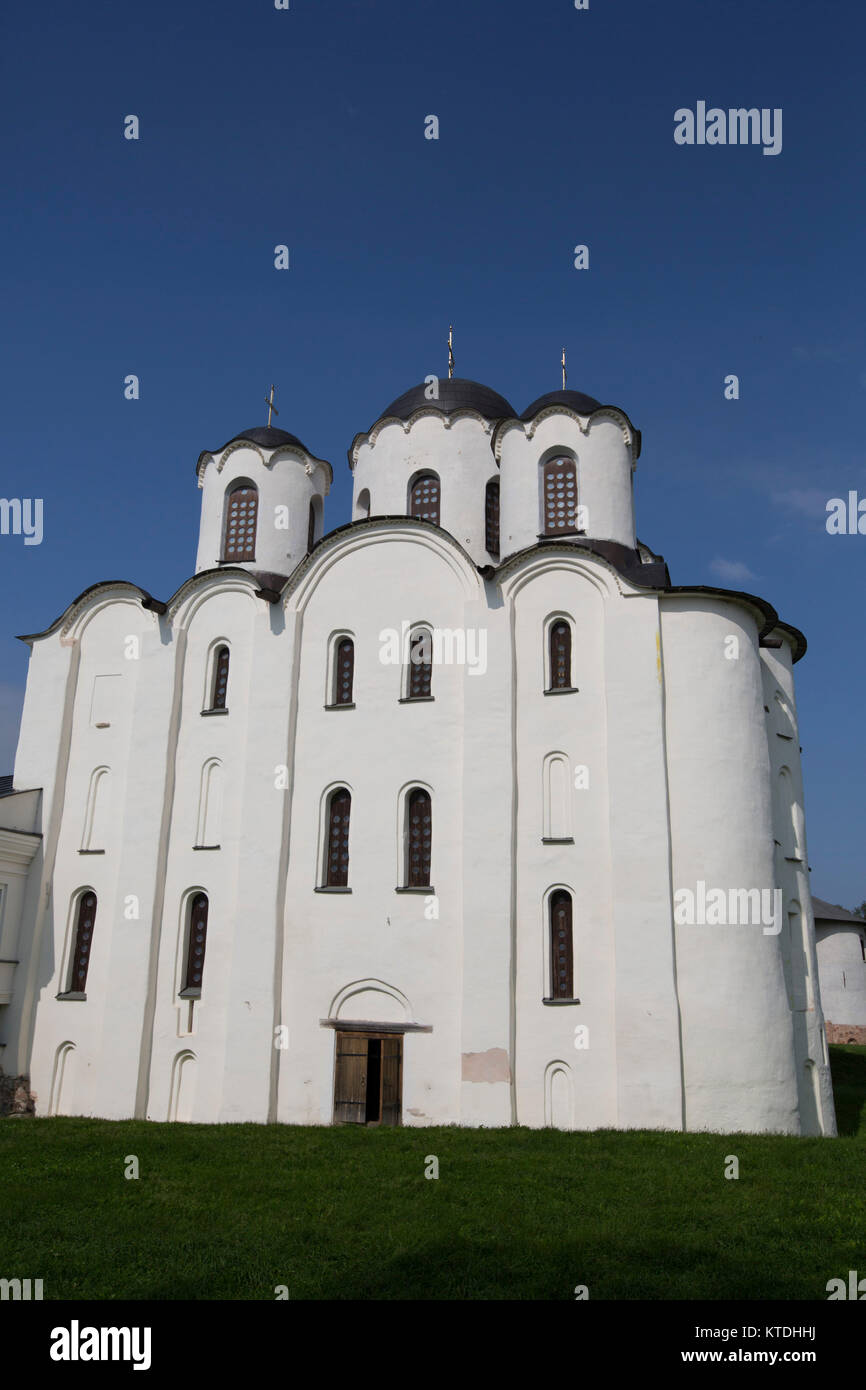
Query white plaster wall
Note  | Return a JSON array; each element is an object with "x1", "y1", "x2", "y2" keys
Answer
[
  {"x1": 147, "y1": 585, "x2": 269, "y2": 1123},
  {"x1": 662, "y1": 599, "x2": 800, "y2": 1134},
  {"x1": 603, "y1": 592, "x2": 683, "y2": 1129},
  {"x1": 351, "y1": 416, "x2": 499, "y2": 565},
  {"x1": 815, "y1": 926, "x2": 866, "y2": 1027},
  {"x1": 458, "y1": 584, "x2": 512, "y2": 1127},
  {"x1": 276, "y1": 528, "x2": 476, "y2": 1127},
  {"x1": 498, "y1": 412, "x2": 636, "y2": 558},
  {"x1": 5, "y1": 464, "x2": 832, "y2": 1140},
  {"x1": 196, "y1": 443, "x2": 329, "y2": 579},
  {"x1": 26, "y1": 599, "x2": 154, "y2": 1117},
  {"x1": 0, "y1": 822, "x2": 41, "y2": 1025},
  {"x1": 760, "y1": 641, "x2": 835, "y2": 1135},
  {"x1": 510, "y1": 558, "x2": 618, "y2": 1130}
]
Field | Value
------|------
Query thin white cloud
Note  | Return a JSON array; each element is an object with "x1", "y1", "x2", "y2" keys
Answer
[
  {"x1": 771, "y1": 488, "x2": 829, "y2": 518},
  {"x1": 709, "y1": 557, "x2": 758, "y2": 585}
]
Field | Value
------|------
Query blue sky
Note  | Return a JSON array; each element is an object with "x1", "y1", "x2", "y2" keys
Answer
[{"x1": 1, "y1": 0, "x2": 864, "y2": 905}]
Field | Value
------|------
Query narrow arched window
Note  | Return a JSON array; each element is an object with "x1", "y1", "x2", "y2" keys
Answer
[
  {"x1": 355, "y1": 488, "x2": 371, "y2": 520},
  {"x1": 548, "y1": 621, "x2": 572, "y2": 690},
  {"x1": 409, "y1": 473, "x2": 440, "y2": 526},
  {"x1": 69, "y1": 891, "x2": 97, "y2": 994},
  {"x1": 485, "y1": 478, "x2": 500, "y2": 557},
  {"x1": 326, "y1": 788, "x2": 351, "y2": 887},
  {"x1": 183, "y1": 893, "x2": 209, "y2": 994},
  {"x1": 406, "y1": 628, "x2": 432, "y2": 699},
  {"x1": 223, "y1": 484, "x2": 258, "y2": 562},
  {"x1": 210, "y1": 646, "x2": 230, "y2": 710},
  {"x1": 406, "y1": 788, "x2": 432, "y2": 887},
  {"x1": 542, "y1": 458, "x2": 577, "y2": 535},
  {"x1": 549, "y1": 890, "x2": 573, "y2": 1000},
  {"x1": 308, "y1": 499, "x2": 316, "y2": 553},
  {"x1": 334, "y1": 638, "x2": 354, "y2": 706}
]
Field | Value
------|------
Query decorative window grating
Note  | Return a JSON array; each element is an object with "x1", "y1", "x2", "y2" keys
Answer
[
  {"x1": 184, "y1": 893, "x2": 209, "y2": 993},
  {"x1": 70, "y1": 892, "x2": 97, "y2": 993},
  {"x1": 542, "y1": 458, "x2": 577, "y2": 535},
  {"x1": 211, "y1": 646, "x2": 230, "y2": 710},
  {"x1": 326, "y1": 789, "x2": 351, "y2": 887},
  {"x1": 223, "y1": 485, "x2": 258, "y2": 562},
  {"x1": 334, "y1": 639, "x2": 354, "y2": 705},
  {"x1": 549, "y1": 890, "x2": 573, "y2": 999},
  {"x1": 407, "y1": 629, "x2": 432, "y2": 699},
  {"x1": 409, "y1": 474, "x2": 440, "y2": 526},
  {"x1": 485, "y1": 478, "x2": 500, "y2": 557},
  {"x1": 549, "y1": 621, "x2": 572, "y2": 690},
  {"x1": 406, "y1": 789, "x2": 432, "y2": 887}
]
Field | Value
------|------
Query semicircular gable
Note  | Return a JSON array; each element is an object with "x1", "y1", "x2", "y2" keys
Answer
[{"x1": 284, "y1": 518, "x2": 483, "y2": 611}]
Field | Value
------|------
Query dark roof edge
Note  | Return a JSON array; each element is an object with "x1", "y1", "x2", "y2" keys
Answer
[
  {"x1": 665, "y1": 586, "x2": 806, "y2": 662},
  {"x1": 811, "y1": 897, "x2": 866, "y2": 925},
  {"x1": 493, "y1": 537, "x2": 669, "y2": 590},
  {"x1": 773, "y1": 619, "x2": 808, "y2": 664},
  {"x1": 16, "y1": 581, "x2": 159, "y2": 644},
  {"x1": 16, "y1": 568, "x2": 288, "y2": 644},
  {"x1": 13, "y1": 532, "x2": 806, "y2": 665}
]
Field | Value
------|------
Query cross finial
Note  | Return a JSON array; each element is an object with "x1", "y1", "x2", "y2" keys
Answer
[
  {"x1": 448, "y1": 325, "x2": 454, "y2": 380},
  {"x1": 265, "y1": 383, "x2": 279, "y2": 428},
  {"x1": 561, "y1": 348, "x2": 567, "y2": 392}
]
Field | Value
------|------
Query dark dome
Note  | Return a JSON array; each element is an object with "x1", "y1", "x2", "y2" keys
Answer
[
  {"x1": 379, "y1": 377, "x2": 516, "y2": 422},
  {"x1": 520, "y1": 389, "x2": 602, "y2": 420},
  {"x1": 218, "y1": 425, "x2": 309, "y2": 452}
]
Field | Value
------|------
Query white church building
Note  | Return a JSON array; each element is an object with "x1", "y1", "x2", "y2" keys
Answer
[{"x1": 0, "y1": 376, "x2": 837, "y2": 1135}]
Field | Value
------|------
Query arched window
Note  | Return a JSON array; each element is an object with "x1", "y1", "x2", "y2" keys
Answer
[
  {"x1": 405, "y1": 627, "x2": 433, "y2": 699},
  {"x1": 406, "y1": 788, "x2": 432, "y2": 887},
  {"x1": 355, "y1": 488, "x2": 371, "y2": 520},
  {"x1": 542, "y1": 458, "x2": 577, "y2": 535},
  {"x1": 183, "y1": 893, "x2": 209, "y2": 994},
  {"x1": 485, "y1": 478, "x2": 500, "y2": 557},
  {"x1": 326, "y1": 788, "x2": 351, "y2": 887},
  {"x1": 69, "y1": 891, "x2": 97, "y2": 994},
  {"x1": 333, "y1": 638, "x2": 354, "y2": 706},
  {"x1": 549, "y1": 890, "x2": 574, "y2": 1000},
  {"x1": 223, "y1": 484, "x2": 258, "y2": 562},
  {"x1": 210, "y1": 646, "x2": 230, "y2": 711},
  {"x1": 409, "y1": 473, "x2": 440, "y2": 526},
  {"x1": 548, "y1": 620, "x2": 572, "y2": 690},
  {"x1": 308, "y1": 499, "x2": 316, "y2": 553}
]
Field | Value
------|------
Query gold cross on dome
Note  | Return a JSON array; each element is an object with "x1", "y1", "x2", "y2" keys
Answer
[
  {"x1": 265, "y1": 383, "x2": 279, "y2": 428},
  {"x1": 448, "y1": 325, "x2": 454, "y2": 379},
  {"x1": 561, "y1": 348, "x2": 567, "y2": 391}
]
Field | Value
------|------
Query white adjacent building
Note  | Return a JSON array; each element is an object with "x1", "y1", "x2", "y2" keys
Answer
[
  {"x1": 0, "y1": 377, "x2": 837, "y2": 1134},
  {"x1": 812, "y1": 898, "x2": 866, "y2": 1044}
]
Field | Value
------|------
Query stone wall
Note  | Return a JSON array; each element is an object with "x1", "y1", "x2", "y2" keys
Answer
[
  {"x1": 0, "y1": 1071, "x2": 35, "y2": 1117},
  {"x1": 826, "y1": 1022, "x2": 866, "y2": 1046}
]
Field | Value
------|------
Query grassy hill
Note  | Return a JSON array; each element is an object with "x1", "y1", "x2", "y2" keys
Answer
[{"x1": 1, "y1": 1044, "x2": 864, "y2": 1300}]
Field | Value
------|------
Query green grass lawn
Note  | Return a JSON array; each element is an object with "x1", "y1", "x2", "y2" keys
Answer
[{"x1": 2, "y1": 1045, "x2": 864, "y2": 1300}]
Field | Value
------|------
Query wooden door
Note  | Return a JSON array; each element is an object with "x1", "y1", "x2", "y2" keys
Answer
[
  {"x1": 381, "y1": 1036, "x2": 402, "y2": 1127},
  {"x1": 333, "y1": 1032, "x2": 368, "y2": 1124}
]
